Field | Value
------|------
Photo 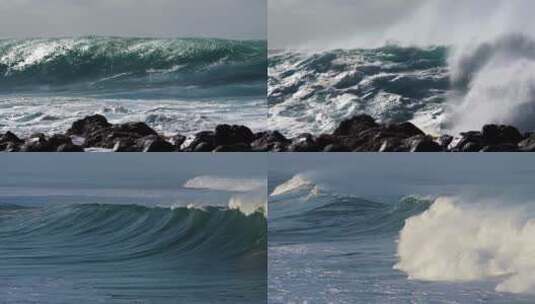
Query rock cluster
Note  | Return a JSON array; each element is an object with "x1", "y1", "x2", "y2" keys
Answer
[{"x1": 1, "y1": 114, "x2": 534, "y2": 152}]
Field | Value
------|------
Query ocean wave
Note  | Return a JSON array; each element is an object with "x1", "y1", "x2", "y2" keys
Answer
[
  {"x1": 395, "y1": 196, "x2": 535, "y2": 294},
  {"x1": 0, "y1": 37, "x2": 266, "y2": 90},
  {"x1": 0, "y1": 203, "x2": 266, "y2": 259},
  {"x1": 184, "y1": 175, "x2": 266, "y2": 193},
  {"x1": 268, "y1": 45, "x2": 450, "y2": 136},
  {"x1": 269, "y1": 33, "x2": 535, "y2": 136}
]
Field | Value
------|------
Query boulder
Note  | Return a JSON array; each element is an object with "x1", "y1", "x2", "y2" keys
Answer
[
  {"x1": 333, "y1": 114, "x2": 378, "y2": 136},
  {"x1": 139, "y1": 135, "x2": 175, "y2": 152},
  {"x1": 214, "y1": 124, "x2": 255, "y2": 146},
  {"x1": 67, "y1": 114, "x2": 111, "y2": 137},
  {"x1": 250, "y1": 131, "x2": 289, "y2": 152},
  {"x1": 213, "y1": 143, "x2": 252, "y2": 152},
  {"x1": 481, "y1": 124, "x2": 523, "y2": 145},
  {"x1": 518, "y1": 134, "x2": 535, "y2": 152},
  {"x1": 406, "y1": 135, "x2": 443, "y2": 152}
]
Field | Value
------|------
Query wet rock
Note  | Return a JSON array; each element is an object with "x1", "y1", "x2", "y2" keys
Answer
[
  {"x1": 0, "y1": 131, "x2": 23, "y2": 151},
  {"x1": 67, "y1": 114, "x2": 111, "y2": 138},
  {"x1": 112, "y1": 138, "x2": 140, "y2": 152},
  {"x1": 250, "y1": 131, "x2": 289, "y2": 152},
  {"x1": 185, "y1": 131, "x2": 215, "y2": 152},
  {"x1": 406, "y1": 135, "x2": 443, "y2": 152},
  {"x1": 287, "y1": 134, "x2": 321, "y2": 152},
  {"x1": 20, "y1": 134, "x2": 54, "y2": 152},
  {"x1": 323, "y1": 144, "x2": 351, "y2": 152},
  {"x1": 518, "y1": 134, "x2": 535, "y2": 152},
  {"x1": 482, "y1": 124, "x2": 523, "y2": 145},
  {"x1": 379, "y1": 137, "x2": 407, "y2": 152},
  {"x1": 214, "y1": 124, "x2": 255, "y2": 146},
  {"x1": 48, "y1": 134, "x2": 74, "y2": 149},
  {"x1": 437, "y1": 135, "x2": 454, "y2": 149},
  {"x1": 113, "y1": 122, "x2": 157, "y2": 137},
  {"x1": 480, "y1": 144, "x2": 519, "y2": 152},
  {"x1": 213, "y1": 143, "x2": 252, "y2": 152},
  {"x1": 57, "y1": 143, "x2": 84, "y2": 152},
  {"x1": 383, "y1": 122, "x2": 425, "y2": 138},
  {"x1": 139, "y1": 135, "x2": 175, "y2": 152},
  {"x1": 451, "y1": 131, "x2": 484, "y2": 152},
  {"x1": 333, "y1": 114, "x2": 378, "y2": 136},
  {"x1": 193, "y1": 142, "x2": 214, "y2": 152},
  {"x1": 172, "y1": 135, "x2": 187, "y2": 150}
]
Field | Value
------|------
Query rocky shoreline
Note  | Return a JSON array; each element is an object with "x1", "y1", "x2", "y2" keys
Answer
[{"x1": 1, "y1": 114, "x2": 534, "y2": 152}]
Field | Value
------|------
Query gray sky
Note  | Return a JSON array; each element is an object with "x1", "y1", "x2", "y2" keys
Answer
[
  {"x1": 269, "y1": 0, "x2": 535, "y2": 49},
  {"x1": 2, "y1": 154, "x2": 266, "y2": 189},
  {"x1": 270, "y1": 154, "x2": 535, "y2": 202},
  {"x1": 269, "y1": 0, "x2": 423, "y2": 49},
  {"x1": 0, "y1": 0, "x2": 266, "y2": 39}
]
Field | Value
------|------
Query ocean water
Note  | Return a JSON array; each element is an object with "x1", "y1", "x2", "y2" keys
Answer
[
  {"x1": 268, "y1": 34, "x2": 535, "y2": 136},
  {"x1": 268, "y1": 172, "x2": 535, "y2": 304},
  {"x1": 0, "y1": 155, "x2": 267, "y2": 304},
  {"x1": 0, "y1": 37, "x2": 267, "y2": 137}
]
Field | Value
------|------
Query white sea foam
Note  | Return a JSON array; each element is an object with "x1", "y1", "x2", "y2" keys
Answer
[
  {"x1": 184, "y1": 176, "x2": 266, "y2": 193},
  {"x1": 270, "y1": 174, "x2": 316, "y2": 197},
  {"x1": 395, "y1": 196, "x2": 535, "y2": 294},
  {"x1": 0, "y1": 95, "x2": 267, "y2": 138},
  {"x1": 228, "y1": 193, "x2": 267, "y2": 216}
]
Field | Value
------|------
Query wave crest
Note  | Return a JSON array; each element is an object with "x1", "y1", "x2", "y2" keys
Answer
[{"x1": 395, "y1": 196, "x2": 535, "y2": 294}]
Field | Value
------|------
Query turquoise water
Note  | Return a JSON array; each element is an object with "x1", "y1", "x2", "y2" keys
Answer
[{"x1": 0, "y1": 37, "x2": 267, "y2": 137}]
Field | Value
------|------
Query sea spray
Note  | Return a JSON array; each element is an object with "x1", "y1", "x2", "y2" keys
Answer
[{"x1": 395, "y1": 196, "x2": 535, "y2": 294}]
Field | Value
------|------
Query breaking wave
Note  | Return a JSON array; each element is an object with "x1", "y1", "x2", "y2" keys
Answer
[
  {"x1": 0, "y1": 36, "x2": 266, "y2": 91},
  {"x1": 396, "y1": 196, "x2": 535, "y2": 294}
]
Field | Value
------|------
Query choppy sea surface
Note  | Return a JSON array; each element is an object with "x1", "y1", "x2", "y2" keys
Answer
[
  {"x1": 268, "y1": 173, "x2": 535, "y2": 304},
  {"x1": 0, "y1": 37, "x2": 267, "y2": 137}
]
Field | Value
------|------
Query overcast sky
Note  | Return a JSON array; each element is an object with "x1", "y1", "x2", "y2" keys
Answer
[
  {"x1": 270, "y1": 154, "x2": 535, "y2": 202},
  {"x1": 0, "y1": 0, "x2": 266, "y2": 39},
  {"x1": 269, "y1": 0, "x2": 423, "y2": 49},
  {"x1": 269, "y1": 0, "x2": 535, "y2": 49}
]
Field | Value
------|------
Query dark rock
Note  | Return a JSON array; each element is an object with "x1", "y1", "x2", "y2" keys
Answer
[
  {"x1": 67, "y1": 114, "x2": 111, "y2": 137},
  {"x1": 461, "y1": 142, "x2": 484, "y2": 152},
  {"x1": 113, "y1": 122, "x2": 157, "y2": 137},
  {"x1": 172, "y1": 135, "x2": 187, "y2": 150},
  {"x1": 139, "y1": 136, "x2": 175, "y2": 152},
  {"x1": 193, "y1": 142, "x2": 214, "y2": 152},
  {"x1": 214, "y1": 124, "x2": 255, "y2": 146},
  {"x1": 406, "y1": 135, "x2": 443, "y2": 152},
  {"x1": 186, "y1": 131, "x2": 215, "y2": 151},
  {"x1": 250, "y1": 131, "x2": 289, "y2": 152},
  {"x1": 0, "y1": 131, "x2": 23, "y2": 145},
  {"x1": 287, "y1": 134, "x2": 320, "y2": 152},
  {"x1": 333, "y1": 114, "x2": 378, "y2": 136},
  {"x1": 323, "y1": 144, "x2": 351, "y2": 152},
  {"x1": 57, "y1": 143, "x2": 84, "y2": 152},
  {"x1": 451, "y1": 131, "x2": 484, "y2": 152},
  {"x1": 112, "y1": 138, "x2": 141, "y2": 152},
  {"x1": 437, "y1": 135, "x2": 454, "y2": 149},
  {"x1": 518, "y1": 134, "x2": 535, "y2": 152},
  {"x1": 48, "y1": 134, "x2": 73, "y2": 149},
  {"x1": 383, "y1": 122, "x2": 425, "y2": 138},
  {"x1": 482, "y1": 124, "x2": 523, "y2": 145},
  {"x1": 213, "y1": 143, "x2": 252, "y2": 152},
  {"x1": 0, "y1": 131, "x2": 23, "y2": 151},
  {"x1": 20, "y1": 134, "x2": 54, "y2": 152},
  {"x1": 379, "y1": 137, "x2": 407, "y2": 152},
  {"x1": 480, "y1": 144, "x2": 519, "y2": 152}
]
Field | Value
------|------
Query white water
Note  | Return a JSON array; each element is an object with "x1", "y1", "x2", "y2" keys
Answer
[
  {"x1": 270, "y1": 174, "x2": 315, "y2": 196},
  {"x1": 184, "y1": 176, "x2": 266, "y2": 193},
  {"x1": 0, "y1": 95, "x2": 266, "y2": 137},
  {"x1": 396, "y1": 196, "x2": 535, "y2": 294}
]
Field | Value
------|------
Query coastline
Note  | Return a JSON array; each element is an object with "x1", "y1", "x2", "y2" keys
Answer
[{"x1": 2, "y1": 114, "x2": 534, "y2": 152}]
